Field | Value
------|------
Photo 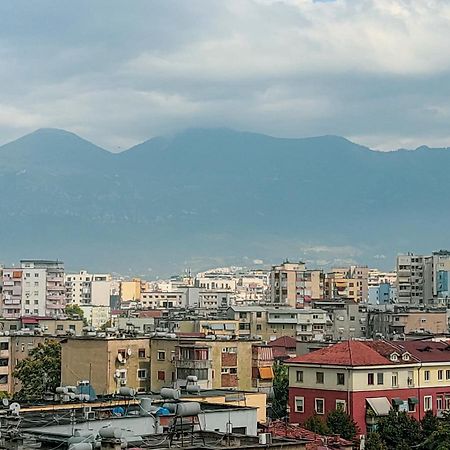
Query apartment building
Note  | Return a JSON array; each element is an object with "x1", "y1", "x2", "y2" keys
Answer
[
  {"x1": 65, "y1": 271, "x2": 112, "y2": 306},
  {"x1": 61, "y1": 337, "x2": 151, "y2": 395},
  {"x1": 397, "y1": 253, "x2": 425, "y2": 305},
  {"x1": 311, "y1": 300, "x2": 368, "y2": 341},
  {"x1": 324, "y1": 266, "x2": 369, "y2": 303},
  {"x1": 61, "y1": 335, "x2": 265, "y2": 396},
  {"x1": 287, "y1": 340, "x2": 419, "y2": 434},
  {"x1": 367, "y1": 307, "x2": 448, "y2": 339},
  {"x1": 226, "y1": 306, "x2": 327, "y2": 342},
  {"x1": 288, "y1": 339, "x2": 450, "y2": 434},
  {"x1": 270, "y1": 262, "x2": 323, "y2": 308},
  {"x1": 120, "y1": 279, "x2": 146, "y2": 302},
  {"x1": 2, "y1": 260, "x2": 66, "y2": 318},
  {"x1": 396, "y1": 251, "x2": 450, "y2": 306},
  {"x1": 368, "y1": 283, "x2": 397, "y2": 305}
]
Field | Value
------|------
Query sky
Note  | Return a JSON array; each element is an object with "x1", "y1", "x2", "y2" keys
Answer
[{"x1": 0, "y1": 0, "x2": 449, "y2": 151}]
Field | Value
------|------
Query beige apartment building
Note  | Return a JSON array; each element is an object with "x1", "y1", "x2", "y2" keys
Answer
[
  {"x1": 325, "y1": 266, "x2": 369, "y2": 303},
  {"x1": 61, "y1": 337, "x2": 151, "y2": 395},
  {"x1": 270, "y1": 262, "x2": 324, "y2": 308},
  {"x1": 61, "y1": 335, "x2": 271, "y2": 396}
]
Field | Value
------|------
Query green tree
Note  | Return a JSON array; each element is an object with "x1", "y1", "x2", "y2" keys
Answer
[
  {"x1": 271, "y1": 363, "x2": 289, "y2": 419},
  {"x1": 377, "y1": 410, "x2": 422, "y2": 450},
  {"x1": 326, "y1": 408, "x2": 359, "y2": 441},
  {"x1": 364, "y1": 432, "x2": 387, "y2": 450},
  {"x1": 65, "y1": 304, "x2": 88, "y2": 325},
  {"x1": 421, "y1": 410, "x2": 440, "y2": 438},
  {"x1": 303, "y1": 414, "x2": 329, "y2": 435},
  {"x1": 13, "y1": 339, "x2": 61, "y2": 401}
]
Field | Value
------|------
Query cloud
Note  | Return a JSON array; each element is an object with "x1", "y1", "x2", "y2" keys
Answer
[{"x1": 0, "y1": 0, "x2": 449, "y2": 149}]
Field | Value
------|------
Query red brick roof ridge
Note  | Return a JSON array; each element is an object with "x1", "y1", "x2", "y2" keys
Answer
[{"x1": 286, "y1": 340, "x2": 391, "y2": 366}]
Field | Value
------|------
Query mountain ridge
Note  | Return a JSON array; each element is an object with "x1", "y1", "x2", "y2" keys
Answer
[{"x1": 0, "y1": 127, "x2": 449, "y2": 276}]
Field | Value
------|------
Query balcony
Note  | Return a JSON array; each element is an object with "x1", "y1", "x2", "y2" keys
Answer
[{"x1": 174, "y1": 358, "x2": 212, "y2": 370}]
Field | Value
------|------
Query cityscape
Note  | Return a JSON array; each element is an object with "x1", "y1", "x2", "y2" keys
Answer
[
  {"x1": 0, "y1": 251, "x2": 449, "y2": 448},
  {"x1": 1, "y1": 1, "x2": 450, "y2": 449}
]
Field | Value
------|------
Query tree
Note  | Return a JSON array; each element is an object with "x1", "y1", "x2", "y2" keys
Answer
[
  {"x1": 13, "y1": 339, "x2": 61, "y2": 401},
  {"x1": 65, "y1": 304, "x2": 88, "y2": 325},
  {"x1": 303, "y1": 414, "x2": 329, "y2": 435},
  {"x1": 326, "y1": 408, "x2": 359, "y2": 441},
  {"x1": 271, "y1": 363, "x2": 289, "y2": 419},
  {"x1": 377, "y1": 410, "x2": 422, "y2": 450},
  {"x1": 421, "y1": 410, "x2": 439, "y2": 438},
  {"x1": 364, "y1": 432, "x2": 387, "y2": 450}
]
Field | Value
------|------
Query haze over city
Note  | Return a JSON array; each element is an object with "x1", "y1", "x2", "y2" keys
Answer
[{"x1": 1, "y1": 3, "x2": 450, "y2": 449}]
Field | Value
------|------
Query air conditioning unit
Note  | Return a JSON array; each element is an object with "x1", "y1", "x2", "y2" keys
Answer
[
  {"x1": 85, "y1": 411, "x2": 96, "y2": 420},
  {"x1": 259, "y1": 433, "x2": 272, "y2": 445}
]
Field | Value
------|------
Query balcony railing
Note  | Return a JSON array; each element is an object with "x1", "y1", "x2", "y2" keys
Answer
[{"x1": 174, "y1": 358, "x2": 212, "y2": 370}]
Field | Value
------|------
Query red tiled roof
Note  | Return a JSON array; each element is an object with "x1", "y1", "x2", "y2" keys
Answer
[
  {"x1": 390, "y1": 340, "x2": 450, "y2": 363},
  {"x1": 138, "y1": 310, "x2": 163, "y2": 318},
  {"x1": 267, "y1": 421, "x2": 354, "y2": 449},
  {"x1": 287, "y1": 340, "x2": 390, "y2": 366},
  {"x1": 269, "y1": 336, "x2": 297, "y2": 348}
]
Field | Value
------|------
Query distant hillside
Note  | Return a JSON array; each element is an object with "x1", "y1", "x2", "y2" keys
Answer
[{"x1": 0, "y1": 127, "x2": 448, "y2": 276}]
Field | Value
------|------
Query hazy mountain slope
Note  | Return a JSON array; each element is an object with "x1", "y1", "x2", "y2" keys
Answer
[{"x1": 0, "y1": 127, "x2": 448, "y2": 275}]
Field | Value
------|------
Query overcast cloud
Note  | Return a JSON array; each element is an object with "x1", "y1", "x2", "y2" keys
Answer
[{"x1": 0, "y1": 0, "x2": 449, "y2": 150}]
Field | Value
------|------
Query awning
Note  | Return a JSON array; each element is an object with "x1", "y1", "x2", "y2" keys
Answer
[
  {"x1": 22, "y1": 318, "x2": 38, "y2": 324},
  {"x1": 259, "y1": 367, "x2": 274, "y2": 380},
  {"x1": 366, "y1": 397, "x2": 392, "y2": 416},
  {"x1": 392, "y1": 398, "x2": 403, "y2": 406},
  {"x1": 408, "y1": 397, "x2": 419, "y2": 404}
]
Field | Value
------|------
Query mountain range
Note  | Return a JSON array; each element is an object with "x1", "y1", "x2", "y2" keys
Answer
[{"x1": 0, "y1": 127, "x2": 448, "y2": 276}]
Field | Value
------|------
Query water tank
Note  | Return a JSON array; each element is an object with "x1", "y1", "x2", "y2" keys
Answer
[
  {"x1": 55, "y1": 387, "x2": 68, "y2": 394},
  {"x1": 186, "y1": 375, "x2": 198, "y2": 382},
  {"x1": 162, "y1": 403, "x2": 177, "y2": 413},
  {"x1": 160, "y1": 388, "x2": 180, "y2": 400},
  {"x1": 99, "y1": 427, "x2": 123, "y2": 439},
  {"x1": 186, "y1": 384, "x2": 201, "y2": 394},
  {"x1": 140, "y1": 398, "x2": 152, "y2": 416},
  {"x1": 68, "y1": 444, "x2": 93, "y2": 450},
  {"x1": 175, "y1": 402, "x2": 201, "y2": 417},
  {"x1": 118, "y1": 387, "x2": 135, "y2": 397}
]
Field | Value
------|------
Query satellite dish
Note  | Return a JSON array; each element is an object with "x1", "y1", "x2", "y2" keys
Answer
[
  {"x1": 127, "y1": 348, "x2": 132, "y2": 356},
  {"x1": 2, "y1": 398, "x2": 9, "y2": 407},
  {"x1": 114, "y1": 370, "x2": 121, "y2": 378},
  {"x1": 9, "y1": 403, "x2": 20, "y2": 415},
  {"x1": 117, "y1": 353, "x2": 123, "y2": 363}
]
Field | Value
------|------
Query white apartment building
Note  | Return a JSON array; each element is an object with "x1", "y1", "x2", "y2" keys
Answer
[
  {"x1": 17, "y1": 260, "x2": 65, "y2": 317},
  {"x1": 65, "y1": 271, "x2": 112, "y2": 306}
]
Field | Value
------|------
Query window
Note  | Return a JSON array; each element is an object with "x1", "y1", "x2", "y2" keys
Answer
[
  {"x1": 256, "y1": 312, "x2": 262, "y2": 318},
  {"x1": 377, "y1": 373, "x2": 384, "y2": 385},
  {"x1": 438, "y1": 370, "x2": 443, "y2": 381},
  {"x1": 315, "y1": 398, "x2": 325, "y2": 415},
  {"x1": 337, "y1": 373, "x2": 345, "y2": 385},
  {"x1": 316, "y1": 372, "x2": 324, "y2": 384},
  {"x1": 424, "y1": 370, "x2": 430, "y2": 382},
  {"x1": 296, "y1": 370, "x2": 303, "y2": 383},
  {"x1": 392, "y1": 372, "x2": 398, "y2": 388},
  {"x1": 137, "y1": 369, "x2": 147, "y2": 379},
  {"x1": 56, "y1": 325, "x2": 64, "y2": 331},
  {"x1": 300, "y1": 325, "x2": 308, "y2": 332},
  {"x1": 295, "y1": 396, "x2": 304, "y2": 413},
  {"x1": 424, "y1": 396, "x2": 432, "y2": 411},
  {"x1": 368, "y1": 373, "x2": 374, "y2": 385},
  {"x1": 350, "y1": 316, "x2": 355, "y2": 321},
  {"x1": 447, "y1": 370, "x2": 450, "y2": 380},
  {"x1": 437, "y1": 396, "x2": 443, "y2": 411},
  {"x1": 0, "y1": 342, "x2": 9, "y2": 351},
  {"x1": 256, "y1": 324, "x2": 262, "y2": 331},
  {"x1": 408, "y1": 371, "x2": 414, "y2": 387},
  {"x1": 336, "y1": 400, "x2": 346, "y2": 412},
  {"x1": 157, "y1": 351, "x2": 166, "y2": 361},
  {"x1": 138, "y1": 349, "x2": 146, "y2": 358},
  {"x1": 157, "y1": 370, "x2": 165, "y2": 381}
]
